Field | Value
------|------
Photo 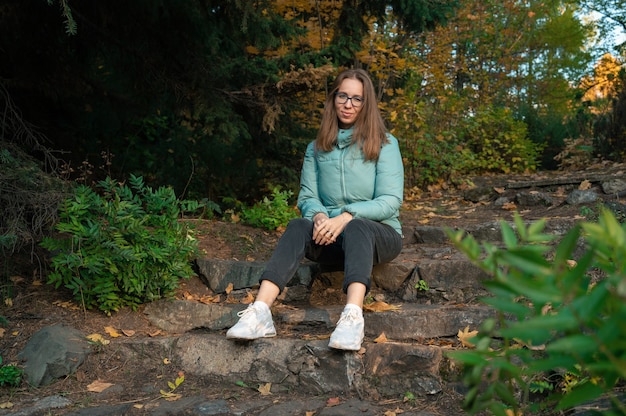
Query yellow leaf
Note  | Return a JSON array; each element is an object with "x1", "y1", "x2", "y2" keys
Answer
[
  {"x1": 258, "y1": 382, "x2": 272, "y2": 396},
  {"x1": 305, "y1": 411, "x2": 315, "y2": 416},
  {"x1": 374, "y1": 332, "x2": 388, "y2": 343},
  {"x1": 4, "y1": 298, "x2": 12, "y2": 307},
  {"x1": 86, "y1": 333, "x2": 110, "y2": 345},
  {"x1": 163, "y1": 358, "x2": 171, "y2": 365},
  {"x1": 0, "y1": 402, "x2": 13, "y2": 409},
  {"x1": 384, "y1": 410, "x2": 397, "y2": 416},
  {"x1": 104, "y1": 326, "x2": 121, "y2": 338},
  {"x1": 457, "y1": 326, "x2": 478, "y2": 348},
  {"x1": 133, "y1": 404, "x2": 144, "y2": 409},
  {"x1": 87, "y1": 380, "x2": 113, "y2": 393},
  {"x1": 363, "y1": 301, "x2": 400, "y2": 312}
]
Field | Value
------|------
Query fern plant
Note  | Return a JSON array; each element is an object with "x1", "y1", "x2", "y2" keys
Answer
[
  {"x1": 41, "y1": 175, "x2": 198, "y2": 314},
  {"x1": 240, "y1": 187, "x2": 299, "y2": 230}
]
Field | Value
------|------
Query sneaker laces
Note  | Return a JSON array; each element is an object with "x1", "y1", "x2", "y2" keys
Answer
[
  {"x1": 237, "y1": 304, "x2": 259, "y2": 320},
  {"x1": 338, "y1": 308, "x2": 361, "y2": 325}
]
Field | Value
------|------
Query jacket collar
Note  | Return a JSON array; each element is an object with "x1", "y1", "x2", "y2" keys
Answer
[{"x1": 337, "y1": 127, "x2": 354, "y2": 149}]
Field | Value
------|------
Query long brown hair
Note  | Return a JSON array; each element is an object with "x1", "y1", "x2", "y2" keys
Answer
[{"x1": 315, "y1": 68, "x2": 388, "y2": 161}]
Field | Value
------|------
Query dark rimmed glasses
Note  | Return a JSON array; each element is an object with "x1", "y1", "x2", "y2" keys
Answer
[{"x1": 335, "y1": 92, "x2": 364, "y2": 108}]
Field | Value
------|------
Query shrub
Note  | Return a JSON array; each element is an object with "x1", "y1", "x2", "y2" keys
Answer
[
  {"x1": 240, "y1": 187, "x2": 299, "y2": 230},
  {"x1": 457, "y1": 107, "x2": 542, "y2": 174},
  {"x1": 0, "y1": 356, "x2": 22, "y2": 387},
  {"x1": 41, "y1": 175, "x2": 198, "y2": 314},
  {"x1": 447, "y1": 211, "x2": 626, "y2": 415}
]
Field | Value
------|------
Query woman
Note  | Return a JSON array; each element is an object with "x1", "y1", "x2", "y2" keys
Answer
[{"x1": 226, "y1": 68, "x2": 404, "y2": 351}]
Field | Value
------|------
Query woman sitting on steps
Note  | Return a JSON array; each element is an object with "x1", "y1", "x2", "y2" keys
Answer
[{"x1": 226, "y1": 68, "x2": 404, "y2": 351}]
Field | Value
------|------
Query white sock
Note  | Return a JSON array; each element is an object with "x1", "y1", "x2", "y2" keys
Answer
[
  {"x1": 253, "y1": 301, "x2": 270, "y2": 313},
  {"x1": 344, "y1": 303, "x2": 362, "y2": 315}
]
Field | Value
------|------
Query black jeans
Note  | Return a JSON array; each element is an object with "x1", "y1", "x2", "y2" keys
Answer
[{"x1": 260, "y1": 218, "x2": 403, "y2": 293}]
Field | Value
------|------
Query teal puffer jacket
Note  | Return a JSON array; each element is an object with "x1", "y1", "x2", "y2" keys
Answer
[{"x1": 297, "y1": 127, "x2": 404, "y2": 234}]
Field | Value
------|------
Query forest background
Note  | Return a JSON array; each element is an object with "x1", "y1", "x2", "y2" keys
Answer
[{"x1": 1, "y1": 0, "x2": 626, "y2": 263}]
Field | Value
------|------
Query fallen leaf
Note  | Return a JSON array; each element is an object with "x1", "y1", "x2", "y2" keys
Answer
[
  {"x1": 494, "y1": 187, "x2": 505, "y2": 194},
  {"x1": 225, "y1": 282, "x2": 234, "y2": 295},
  {"x1": 579, "y1": 180, "x2": 591, "y2": 190},
  {"x1": 104, "y1": 326, "x2": 122, "y2": 338},
  {"x1": 87, "y1": 380, "x2": 113, "y2": 393},
  {"x1": 363, "y1": 301, "x2": 400, "y2": 312},
  {"x1": 305, "y1": 411, "x2": 316, "y2": 416},
  {"x1": 502, "y1": 202, "x2": 517, "y2": 211},
  {"x1": 86, "y1": 333, "x2": 110, "y2": 345},
  {"x1": 163, "y1": 358, "x2": 171, "y2": 364},
  {"x1": 0, "y1": 328, "x2": 5, "y2": 338},
  {"x1": 148, "y1": 330, "x2": 162, "y2": 337},
  {"x1": 258, "y1": 382, "x2": 272, "y2": 396},
  {"x1": 0, "y1": 402, "x2": 13, "y2": 409},
  {"x1": 10, "y1": 276, "x2": 24, "y2": 284},
  {"x1": 122, "y1": 329, "x2": 136, "y2": 337},
  {"x1": 384, "y1": 410, "x2": 397, "y2": 416},
  {"x1": 374, "y1": 332, "x2": 388, "y2": 343},
  {"x1": 513, "y1": 338, "x2": 545, "y2": 351},
  {"x1": 4, "y1": 298, "x2": 12, "y2": 307},
  {"x1": 242, "y1": 291, "x2": 255, "y2": 304},
  {"x1": 159, "y1": 391, "x2": 182, "y2": 401},
  {"x1": 326, "y1": 397, "x2": 341, "y2": 407},
  {"x1": 53, "y1": 300, "x2": 80, "y2": 310},
  {"x1": 457, "y1": 326, "x2": 478, "y2": 348},
  {"x1": 133, "y1": 404, "x2": 144, "y2": 409}
]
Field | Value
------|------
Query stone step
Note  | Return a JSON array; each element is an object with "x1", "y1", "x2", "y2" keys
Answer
[
  {"x1": 144, "y1": 300, "x2": 494, "y2": 342},
  {"x1": 101, "y1": 332, "x2": 451, "y2": 399},
  {"x1": 195, "y1": 219, "x2": 581, "y2": 303}
]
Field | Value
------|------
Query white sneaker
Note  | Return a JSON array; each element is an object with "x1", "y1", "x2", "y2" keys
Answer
[
  {"x1": 328, "y1": 307, "x2": 364, "y2": 351},
  {"x1": 226, "y1": 303, "x2": 276, "y2": 340}
]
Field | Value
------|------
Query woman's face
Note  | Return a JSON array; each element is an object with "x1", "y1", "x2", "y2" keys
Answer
[{"x1": 334, "y1": 78, "x2": 364, "y2": 129}]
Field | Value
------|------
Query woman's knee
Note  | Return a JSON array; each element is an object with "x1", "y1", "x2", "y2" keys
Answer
[{"x1": 285, "y1": 218, "x2": 313, "y2": 233}]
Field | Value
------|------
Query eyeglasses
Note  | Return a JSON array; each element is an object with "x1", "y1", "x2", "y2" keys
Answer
[{"x1": 335, "y1": 92, "x2": 364, "y2": 108}]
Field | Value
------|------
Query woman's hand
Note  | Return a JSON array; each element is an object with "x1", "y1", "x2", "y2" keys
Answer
[{"x1": 313, "y1": 212, "x2": 353, "y2": 245}]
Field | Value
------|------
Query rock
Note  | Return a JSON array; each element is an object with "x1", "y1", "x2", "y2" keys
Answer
[
  {"x1": 515, "y1": 191, "x2": 554, "y2": 207},
  {"x1": 8, "y1": 395, "x2": 72, "y2": 416},
  {"x1": 463, "y1": 186, "x2": 495, "y2": 203},
  {"x1": 602, "y1": 178, "x2": 626, "y2": 194},
  {"x1": 17, "y1": 324, "x2": 90, "y2": 387},
  {"x1": 144, "y1": 299, "x2": 241, "y2": 332},
  {"x1": 195, "y1": 259, "x2": 318, "y2": 293},
  {"x1": 566, "y1": 189, "x2": 598, "y2": 205}
]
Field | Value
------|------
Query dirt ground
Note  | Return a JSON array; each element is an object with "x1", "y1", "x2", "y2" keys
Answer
[{"x1": 0, "y1": 167, "x2": 617, "y2": 414}]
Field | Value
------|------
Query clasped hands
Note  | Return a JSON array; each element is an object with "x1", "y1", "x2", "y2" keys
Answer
[{"x1": 312, "y1": 212, "x2": 353, "y2": 245}]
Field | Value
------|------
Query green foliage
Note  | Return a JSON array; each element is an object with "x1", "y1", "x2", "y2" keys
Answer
[
  {"x1": 458, "y1": 107, "x2": 542, "y2": 174},
  {"x1": 240, "y1": 187, "x2": 299, "y2": 230},
  {"x1": 447, "y1": 211, "x2": 626, "y2": 415},
  {"x1": 0, "y1": 357, "x2": 22, "y2": 387},
  {"x1": 41, "y1": 175, "x2": 198, "y2": 314},
  {"x1": 46, "y1": 0, "x2": 77, "y2": 35}
]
